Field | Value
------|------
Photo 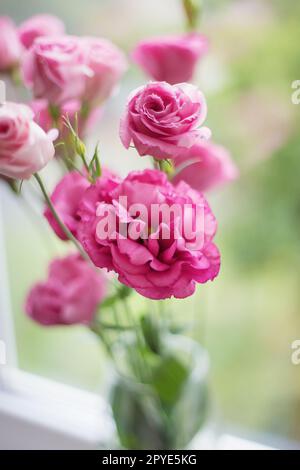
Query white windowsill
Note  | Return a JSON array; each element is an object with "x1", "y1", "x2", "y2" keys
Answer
[
  {"x1": 0, "y1": 367, "x2": 114, "y2": 449},
  {"x1": 0, "y1": 367, "x2": 274, "y2": 450}
]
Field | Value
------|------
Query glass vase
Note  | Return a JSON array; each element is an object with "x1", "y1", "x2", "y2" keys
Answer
[{"x1": 107, "y1": 332, "x2": 210, "y2": 450}]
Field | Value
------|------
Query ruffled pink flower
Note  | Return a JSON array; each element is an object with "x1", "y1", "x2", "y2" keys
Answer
[
  {"x1": 132, "y1": 33, "x2": 208, "y2": 84},
  {"x1": 25, "y1": 254, "x2": 106, "y2": 326},
  {"x1": 0, "y1": 102, "x2": 56, "y2": 180},
  {"x1": 44, "y1": 171, "x2": 91, "y2": 240},
  {"x1": 22, "y1": 35, "x2": 90, "y2": 105},
  {"x1": 173, "y1": 141, "x2": 239, "y2": 192},
  {"x1": 120, "y1": 81, "x2": 210, "y2": 160},
  {"x1": 78, "y1": 169, "x2": 220, "y2": 300},
  {"x1": 82, "y1": 37, "x2": 127, "y2": 105},
  {"x1": 0, "y1": 17, "x2": 22, "y2": 71},
  {"x1": 18, "y1": 14, "x2": 65, "y2": 49}
]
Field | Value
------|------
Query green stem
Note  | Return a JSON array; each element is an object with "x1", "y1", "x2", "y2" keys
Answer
[{"x1": 34, "y1": 173, "x2": 89, "y2": 261}]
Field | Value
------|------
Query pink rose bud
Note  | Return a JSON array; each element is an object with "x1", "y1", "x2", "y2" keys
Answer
[
  {"x1": 22, "y1": 35, "x2": 91, "y2": 105},
  {"x1": 18, "y1": 14, "x2": 65, "y2": 49},
  {"x1": 0, "y1": 102, "x2": 56, "y2": 180},
  {"x1": 77, "y1": 169, "x2": 220, "y2": 300},
  {"x1": 25, "y1": 254, "x2": 107, "y2": 326},
  {"x1": 0, "y1": 17, "x2": 22, "y2": 72},
  {"x1": 120, "y1": 81, "x2": 211, "y2": 160},
  {"x1": 173, "y1": 141, "x2": 239, "y2": 192},
  {"x1": 132, "y1": 33, "x2": 208, "y2": 85},
  {"x1": 82, "y1": 37, "x2": 127, "y2": 105}
]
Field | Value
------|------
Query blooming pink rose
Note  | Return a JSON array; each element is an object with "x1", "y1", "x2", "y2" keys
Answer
[
  {"x1": 22, "y1": 35, "x2": 90, "y2": 105},
  {"x1": 78, "y1": 169, "x2": 220, "y2": 300},
  {"x1": 18, "y1": 14, "x2": 65, "y2": 49},
  {"x1": 0, "y1": 102, "x2": 56, "y2": 180},
  {"x1": 25, "y1": 254, "x2": 106, "y2": 326},
  {"x1": 44, "y1": 171, "x2": 91, "y2": 241},
  {"x1": 120, "y1": 81, "x2": 210, "y2": 160},
  {"x1": 132, "y1": 33, "x2": 208, "y2": 85},
  {"x1": 173, "y1": 141, "x2": 239, "y2": 192},
  {"x1": 82, "y1": 37, "x2": 127, "y2": 105},
  {"x1": 0, "y1": 17, "x2": 22, "y2": 71},
  {"x1": 30, "y1": 98, "x2": 102, "y2": 138}
]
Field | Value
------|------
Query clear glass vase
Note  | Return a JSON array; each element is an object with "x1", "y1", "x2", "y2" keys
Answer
[{"x1": 106, "y1": 332, "x2": 210, "y2": 450}]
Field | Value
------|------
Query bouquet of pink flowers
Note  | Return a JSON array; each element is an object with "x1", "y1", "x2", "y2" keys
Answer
[{"x1": 0, "y1": 2, "x2": 238, "y2": 449}]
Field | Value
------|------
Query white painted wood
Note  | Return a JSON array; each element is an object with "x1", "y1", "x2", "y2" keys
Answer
[{"x1": 0, "y1": 368, "x2": 114, "y2": 449}]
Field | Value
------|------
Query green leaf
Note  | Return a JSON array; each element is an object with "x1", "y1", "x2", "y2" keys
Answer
[{"x1": 152, "y1": 355, "x2": 189, "y2": 406}]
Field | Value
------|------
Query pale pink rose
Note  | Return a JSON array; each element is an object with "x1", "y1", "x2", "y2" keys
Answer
[
  {"x1": 22, "y1": 35, "x2": 90, "y2": 105},
  {"x1": 0, "y1": 17, "x2": 22, "y2": 71},
  {"x1": 0, "y1": 102, "x2": 56, "y2": 180},
  {"x1": 82, "y1": 37, "x2": 127, "y2": 104},
  {"x1": 120, "y1": 81, "x2": 210, "y2": 160},
  {"x1": 78, "y1": 169, "x2": 220, "y2": 300},
  {"x1": 25, "y1": 254, "x2": 106, "y2": 326},
  {"x1": 173, "y1": 141, "x2": 239, "y2": 192},
  {"x1": 18, "y1": 14, "x2": 65, "y2": 49},
  {"x1": 132, "y1": 33, "x2": 208, "y2": 84},
  {"x1": 30, "y1": 98, "x2": 102, "y2": 138}
]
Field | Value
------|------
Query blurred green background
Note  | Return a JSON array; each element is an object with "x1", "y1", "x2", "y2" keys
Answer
[{"x1": 1, "y1": 0, "x2": 300, "y2": 443}]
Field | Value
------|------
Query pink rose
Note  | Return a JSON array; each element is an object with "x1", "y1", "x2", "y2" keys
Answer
[
  {"x1": 30, "y1": 99, "x2": 102, "y2": 138},
  {"x1": 78, "y1": 169, "x2": 220, "y2": 300},
  {"x1": 132, "y1": 33, "x2": 208, "y2": 85},
  {"x1": 44, "y1": 171, "x2": 91, "y2": 241},
  {"x1": 120, "y1": 81, "x2": 210, "y2": 160},
  {"x1": 18, "y1": 14, "x2": 65, "y2": 49},
  {"x1": 0, "y1": 102, "x2": 56, "y2": 180},
  {"x1": 22, "y1": 35, "x2": 90, "y2": 105},
  {"x1": 173, "y1": 141, "x2": 239, "y2": 192},
  {"x1": 25, "y1": 254, "x2": 106, "y2": 326},
  {"x1": 82, "y1": 37, "x2": 127, "y2": 105},
  {"x1": 0, "y1": 17, "x2": 22, "y2": 71}
]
